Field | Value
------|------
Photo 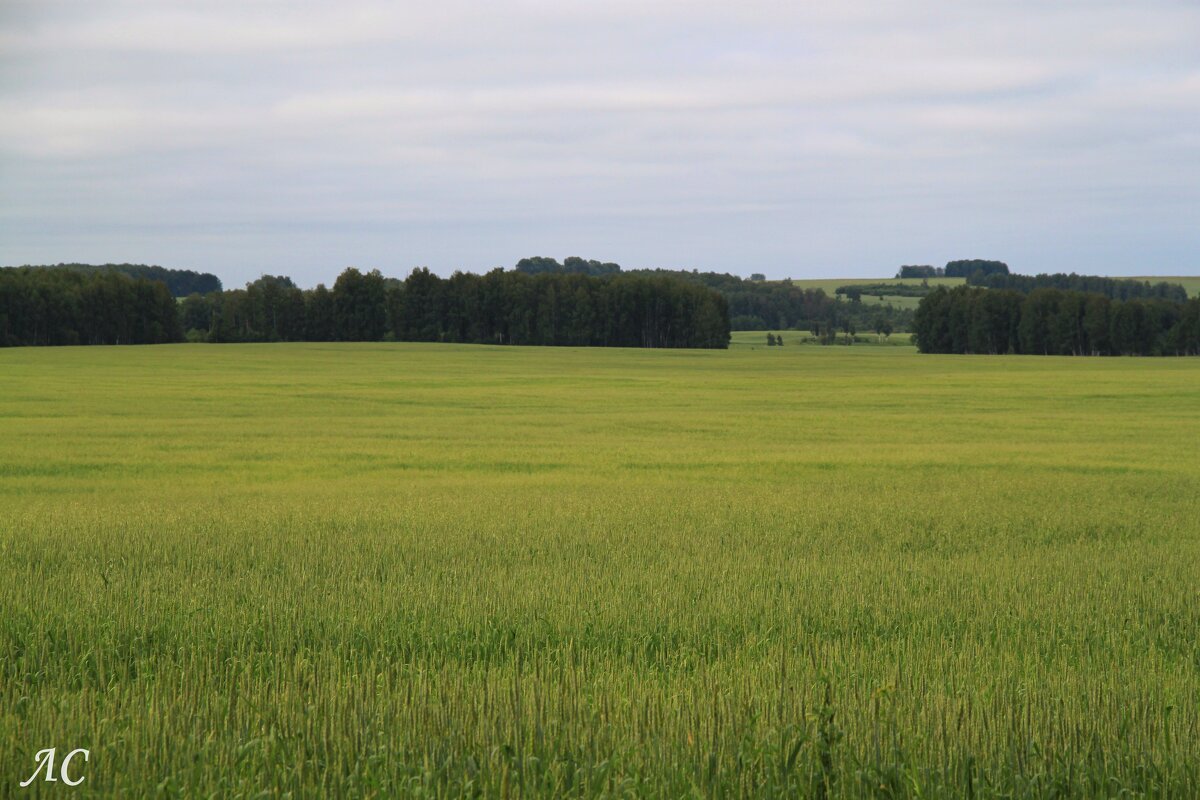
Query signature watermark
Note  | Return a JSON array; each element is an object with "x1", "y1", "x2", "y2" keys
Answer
[{"x1": 19, "y1": 748, "x2": 89, "y2": 788}]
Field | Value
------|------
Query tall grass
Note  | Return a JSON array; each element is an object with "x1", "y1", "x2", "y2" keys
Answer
[{"x1": 1, "y1": 343, "x2": 1198, "y2": 797}]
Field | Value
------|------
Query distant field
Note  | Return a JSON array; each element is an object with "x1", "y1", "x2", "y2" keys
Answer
[
  {"x1": 1134, "y1": 276, "x2": 1200, "y2": 297},
  {"x1": 775, "y1": 276, "x2": 965, "y2": 309},
  {"x1": 777, "y1": 276, "x2": 964, "y2": 294},
  {"x1": 3, "y1": 343, "x2": 1199, "y2": 797}
]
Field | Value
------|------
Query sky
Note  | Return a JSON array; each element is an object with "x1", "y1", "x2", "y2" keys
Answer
[{"x1": 2, "y1": 0, "x2": 1198, "y2": 288}]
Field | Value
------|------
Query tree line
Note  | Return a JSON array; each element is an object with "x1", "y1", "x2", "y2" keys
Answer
[
  {"x1": 897, "y1": 260, "x2": 1010, "y2": 280},
  {"x1": 836, "y1": 283, "x2": 930, "y2": 299},
  {"x1": 0, "y1": 267, "x2": 182, "y2": 346},
  {"x1": 914, "y1": 285, "x2": 1200, "y2": 356},
  {"x1": 181, "y1": 267, "x2": 731, "y2": 349},
  {"x1": 515, "y1": 256, "x2": 622, "y2": 277},
  {"x1": 6, "y1": 263, "x2": 223, "y2": 296},
  {"x1": 618, "y1": 268, "x2": 912, "y2": 333},
  {"x1": 2, "y1": 265, "x2": 731, "y2": 349},
  {"x1": 461, "y1": 257, "x2": 917, "y2": 334},
  {"x1": 965, "y1": 271, "x2": 1188, "y2": 302},
  {"x1": 1, "y1": 255, "x2": 920, "y2": 347}
]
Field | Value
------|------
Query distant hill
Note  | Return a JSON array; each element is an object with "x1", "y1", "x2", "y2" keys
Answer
[{"x1": 7, "y1": 263, "x2": 222, "y2": 296}]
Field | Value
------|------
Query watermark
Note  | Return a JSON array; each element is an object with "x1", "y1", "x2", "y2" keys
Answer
[{"x1": 19, "y1": 748, "x2": 89, "y2": 788}]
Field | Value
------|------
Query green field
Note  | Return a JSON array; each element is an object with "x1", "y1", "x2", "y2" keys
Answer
[
  {"x1": 775, "y1": 276, "x2": 965, "y2": 310},
  {"x1": 3, "y1": 343, "x2": 1199, "y2": 797}
]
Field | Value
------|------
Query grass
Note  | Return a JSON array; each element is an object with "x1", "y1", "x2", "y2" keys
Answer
[{"x1": 2, "y1": 342, "x2": 1199, "y2": 797}]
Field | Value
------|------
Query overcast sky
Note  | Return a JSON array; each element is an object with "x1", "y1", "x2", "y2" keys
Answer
[{"x1": 2, "y1": 0, "x2": 1198, "y2": 287}]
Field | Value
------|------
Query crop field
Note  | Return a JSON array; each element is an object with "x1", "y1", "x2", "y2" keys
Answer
[{"x1": 2, "y1": 343, "x2": 1199, "y2": 797}]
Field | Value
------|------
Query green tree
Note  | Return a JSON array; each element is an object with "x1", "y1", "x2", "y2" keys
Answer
[{"x1": 333, "y1": 268, "x2": 388, "y2": 341}]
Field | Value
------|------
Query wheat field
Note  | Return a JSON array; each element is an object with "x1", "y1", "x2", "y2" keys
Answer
[{"x1": 2, "y1": 342, "x2": 1199, "y2": 797}]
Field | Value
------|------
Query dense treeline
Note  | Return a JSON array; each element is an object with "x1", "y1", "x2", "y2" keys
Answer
[
  {"x1": 515, "y1": 256, "x2": 622, "y2": 277},
  {"x1": 897, "y1": 260, "x2": 1009, "y2": 279},
  {"x1": 619, "y1": 268, "x2": 912, "y2": 333},
  {"x1": 1, "y1": 263, "x2": 729, "y2": 349},
  {"x1": 966, "y1": 271, "x2": 1188, "y2": 302},
  {"x1": 897, "y1": 265, "x2": 939, "y2": 279},
  {"x1": 944, "y1": 259, "x2": 1010, "y2": 278},
  {"x1": 505, "y1": 259, "x2": 847, "y2": 330},
  {"x1": 914, "y1": 286, "x2": 1200, "y2": 356},
  {"x1": 475, "y1": 257, "x2": 916, "y2": 333},
  {"x1": 0, "y1": 267, "x2": 182, "y2": 346},
  {"x1": 181, "y1": 268, "x2": 730, "y2": 348},
  {"x1": 8, "y1": 263, "x2": 222, "y2": 296},
  {"x1": 836, "y1": 283, "x2": 930, "y2": 299}
]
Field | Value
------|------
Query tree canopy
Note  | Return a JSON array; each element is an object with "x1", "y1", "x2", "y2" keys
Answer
[
  {"x1": 914, "y1": 285, "x2": 1200, "y2": 356},
  {"x1": 7, "y1": 263, "x2": 222, "y2": 296},
  {"x1": 966, "y1": 271, "x2": 1187, "y2": 302},
  {"x1": 0, "y1": 267, "x2": 182, "y2": 346}
]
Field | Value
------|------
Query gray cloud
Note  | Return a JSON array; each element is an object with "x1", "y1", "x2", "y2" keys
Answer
[{"x1": 2, "y1": 0, "x2": 1198, "y2": 285}]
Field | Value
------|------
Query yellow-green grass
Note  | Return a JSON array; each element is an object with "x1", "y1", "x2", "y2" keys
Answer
[{"x1": 2, "y1": 343, "x2": 1199, "y2": 797}]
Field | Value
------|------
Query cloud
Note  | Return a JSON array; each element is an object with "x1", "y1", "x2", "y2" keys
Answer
[{"x1": 1, "y1": 0, "x2": 1198, "y2": 283}]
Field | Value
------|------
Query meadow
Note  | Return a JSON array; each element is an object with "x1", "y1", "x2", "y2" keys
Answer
[{"x1": 2, "y1": 342, "x2": 1199, "y2": 797}]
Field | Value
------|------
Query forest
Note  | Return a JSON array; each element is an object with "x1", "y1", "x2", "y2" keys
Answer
[
  {"x1": 619, "y1": 267, "x2": 909, "y2": 333},
  {"x1": 1, "y1": 257, "x2": 901, "y2": 349},
  {"x1": 0, "y1": 267, "x2": 182, "y2": 346},
  {"x1": 5, "y1": 258, "x2": 1197, "y2": 354},
  {"x1": 192, "y1": 267, "x2": 730, "y2": 348},
  {"x1": 965, "y1": 270, "x2": 1188, "y2": 301},
  {"x1": 0, "y1": 265, "x2": 730, "y2": 349},
  {"x1": 913, "y1": 285, "x2": 1200, "y2": 356},
  {"x1": 898, "y1": 260, "x2": 1010, "y2": 279},
  {"x1": 505, "y1": 257, "x2": 910, "y2": 333},
  {"x1": 5, "y1": 262, "x2": 223, "y2": 296}
]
